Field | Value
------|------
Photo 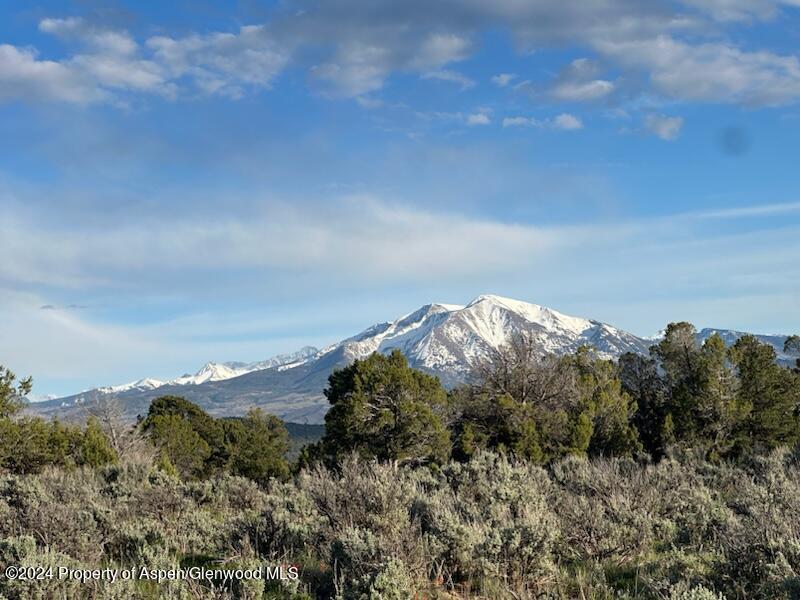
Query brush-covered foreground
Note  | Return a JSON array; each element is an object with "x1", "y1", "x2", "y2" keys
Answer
[
  {"x1": 3, "y1": 325, "x2": 800, "y2": 599},
  {"x1": 2, "y1": 448, "x2": 800, "y2": 599}
]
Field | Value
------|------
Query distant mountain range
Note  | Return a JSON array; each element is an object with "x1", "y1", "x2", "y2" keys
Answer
[
  {"x1": 27, "y1": 295, "x2": 796, "y2": 424},
  {"x1": 94, "y1": 346, "x2": 320, "y2": 394}
]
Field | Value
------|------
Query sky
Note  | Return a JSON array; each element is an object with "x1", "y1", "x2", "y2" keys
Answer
[{"x1": 1, "y1": 0, "x2": 800, "y2": 398}]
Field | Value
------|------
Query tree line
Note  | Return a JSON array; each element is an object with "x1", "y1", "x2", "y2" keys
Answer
[
  {"x1": 308, "y1": 323, "x2": 800, "y2": 469},
  {"x1": 1, "y1": 322, "x2": 799, "y2": 481}
]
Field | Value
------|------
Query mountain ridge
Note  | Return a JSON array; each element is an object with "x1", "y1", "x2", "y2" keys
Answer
[{"x1": 27, "y1": 295, "x2": 796, "y2": 424}]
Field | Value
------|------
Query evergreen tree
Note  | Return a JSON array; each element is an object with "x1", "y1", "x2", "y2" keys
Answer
[
  {"x1": 0, "y1": 365, "x2": 31, "y2": 419},
  {"x1": 143, "y1": 413, "x2": 212, "y2": 478},
  {"x1": 652, "y1": 325, "x2": 741, "y2": 457},
  {"x1": 730, "y1": 335, "x2": 800, "y2": 451},
  {"x1": 321, "y1": 350, "x2": 450, "y2": 466},
  {"x1": 619, "y1": 352, "x2": 669, "y2": 458},
  {"x1": 226, "y1": 408, "x2": 290, "y2": 484},
  {"x1": 569, "y1": 347, "x2": 642, "y2": 457},
  {"x1": 457, "y1": 337, "x2": 639, "y2": 462},
  {"x1": 785, "y1": 335, "x2": 800, "y2": 372},
  {"x1": 141, "y1": 396, "x2": 228, "y2": 473},
  {"x1": 79, "y1": 417, "x2": 118, "y2": 468},
  {"x1": 449, "y1": 389, "x2": 544, "y2": 462},
  {"x1": 651, "y1": 322, "x2": 703, "y2": 444},
  {"x1": 458, "y1": 334, "x2": 582, "y2": 462}
]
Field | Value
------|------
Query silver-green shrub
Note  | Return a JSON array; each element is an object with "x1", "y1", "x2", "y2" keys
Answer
[{"x1": 414, "y1": 452, "x2": 556, "y2": 594}]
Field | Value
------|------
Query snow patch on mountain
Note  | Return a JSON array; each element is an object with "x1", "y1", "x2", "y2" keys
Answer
[
  {"x1": 98, "y1": 378, "x2": 166, "y2": 394},
  {"x1": 313, "y1": 294, "x2": 650, "y2": 379},
  {"x1": 95, "y1": 347, "x2": 320, "y2": 395}
]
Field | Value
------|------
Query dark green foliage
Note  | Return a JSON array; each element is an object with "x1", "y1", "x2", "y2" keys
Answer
[
  {"x1": 448, "y1": 324, "x2": 798, "y2": 466},
  {"x1": 449, "y1": 389, "x2": 544, "y2": 462},
  {"x1": 570, "y1": 347, "x2": 642, "y2": 457},
  {"x1": 226, "y1": 408, "x2": 290, "y2": 484},
  {"x1": 1, "y1": 371, "x2": 117, "y2": 475},
  {"x1": 142, "y1": 395, "x2": 228, "y2": 470},
  {"x1": 320, "y1": 350, "x2": 450, "y2": 466},
  {"x1": 144, "y1": 412, "x2": 212, "y2": 477},
  {"x1": 619, "y1": 352, "x2": 670, "y2": 458},
  {"x1": 0, "y1": 365, "x2": 31, "y2": 418},
  {"x1": 786, "y1": 334, "x2": 800, "y2": 373},
  {"x1": 142, "y1": 396, "x2": 291, "y2": 482},
  {"x1": 651, "y1": 325, "x2": 742, "y2": 458},
  {"x1": 284, "y1": 422, "x2": 325, "y2": 461},
  {"x1": 730, "y1": 335, "x2": 800, "y2": 451},
  {"x1": 450, "y1": 335, "x2": 578, "y2": 462},
  {"x1": 0, "y1": 417, "x2": 117, "y2": 473},
  {"x1": 452, "y1": 336, "x2": 640, "y2": 463}
]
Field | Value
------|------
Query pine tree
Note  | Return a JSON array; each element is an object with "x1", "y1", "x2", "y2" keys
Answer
[
  {"x1": 785, "y1": 335, "x2": 800, "y2": 372},
  {"x1": 79, "y1": 417, "x2": 118, "y2": 468},
  {"x1": 619, "y1": 352, "x2": 669, "y2": 458},
  {"x1": 226, "y1": 408, "x2": 290, "y2": 484},
  {"x1": 143, "y1": 413, "x2": 212, "y2": 478},
  {"x1": 730, "y1": 335, "x2": 800, "y2": 451},
  {"x1": 141, "y1": 396, "x2": 227, "y2": 474},
  {"x1": 569, "y1": 348, "x2": 642, "y2": 457},
  {"x1": 321, "y1": 350, "x2": 450, "y2": 466},
  {"x1": 0, "y1": 365, "x2": 31, "y2": 419},
  {"x1": 652, "y1": 325, "x2": 741, "y2": 457}
]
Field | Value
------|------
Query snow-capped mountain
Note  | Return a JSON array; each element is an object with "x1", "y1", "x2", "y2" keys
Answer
[
  {"x1": 28, "y1": 295, "x2": 794, "y2": 424},
  {"x1": 320, "y1": 294, "x2": 649, "y2": 384},
  {"x1": 97, "y1": 377, "x2": 167, "y2": 394},
  {"x1": 96, "y1": 346, "x2": 319, "y2": 395}
]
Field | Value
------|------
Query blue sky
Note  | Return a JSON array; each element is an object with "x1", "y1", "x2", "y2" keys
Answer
[{"x1": 1, "y1": 0, "x2": 799, "y2": 397}]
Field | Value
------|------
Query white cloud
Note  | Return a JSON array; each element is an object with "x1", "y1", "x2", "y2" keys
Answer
[
  {"x1": 503, "y1": 116, "x2": 541, "y2": 127},
  {"x1": 5, "y1": 3, "x2": 800, "y2": 108},
  {"x1": 690, "y1": 201, "x2": 800, "y2": 219},
  {"x1": 147, "y1": 25, "x2": 288, "y2": 98},
  {"x1": 295, "y1": 0, "x2": 800, "y2": 107},
  {"x1": 70, "y1": 54, "x2": 170, "y2": 95},
  {"x1": 678, "y1": 0, "x2": 796, "y2": 22},
  {"x1": 491, "y1": 73, "x2": 516, "y2": 87},
  {"x1": 596, "y1": 35, "x2": 800, "y2": 106},
  {"x1": 552, "y1": 79, "x2": 615, "y2": 101},
  {"x1": 311, "y1": 43, "x2": 393, "y2": 97},
  {"x1": 312, "y1": 32, "x2": 471, "y2": 97},
  {"x1": 549, "y1": 58, "x2": 615, "y2": 101},
  {"x1": 0, "y1": 18, "x2": 288, "y2": 105},
  {"x1": 467, "y1": 112, "x2": 491, "y2": 125},
  {"x1": 39, "y1": 17, "x2": 138, "y2": 56},
  {"x1": 421, "y1": 69, "x2": 476, "y2": 90},
  {"x1": 503, "y1": 113, "x2": 583, "y2": 130},
  {"x1": 644, "y1": 114, "x2": 684, "y2": 140},
  {"x1": 409, "y1": 33, "x2": 472, "y2": 70},
  {"x1": 553, "y1": 113, "x2": 584, "y2": 130},
  {"x1": 0, "y1": 196, "x2": 559, "y2": 288},
  {"x1": 37, "y1": 17, "x2": 171, "y2": 97},
  {"x1": 0, "y1": 44, "x2": 104, "y2": 104}
]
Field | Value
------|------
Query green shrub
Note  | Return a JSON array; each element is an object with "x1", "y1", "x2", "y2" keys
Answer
[{"x1": 415, "y1": 452, "x2": 556, "y2": 594}]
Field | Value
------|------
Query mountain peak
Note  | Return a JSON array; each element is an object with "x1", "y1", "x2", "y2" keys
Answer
[
  {"x1": 34, "y1": 296, "x2": 795, "y2": 426},
  {"x1": 467, "y1": 293, "x2": 522, "y2": 307},
  {"x1": 36, "y1": 295, "x2": 655, "y2": 423}
]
